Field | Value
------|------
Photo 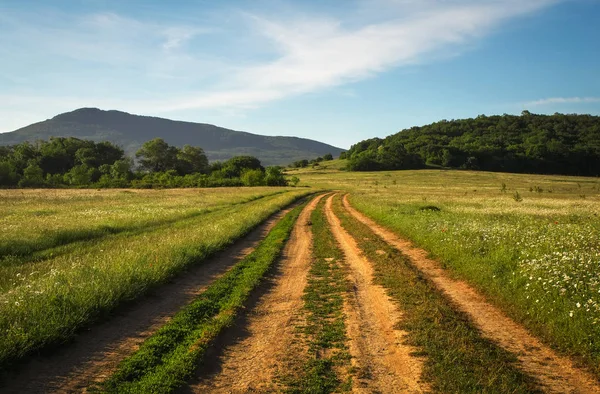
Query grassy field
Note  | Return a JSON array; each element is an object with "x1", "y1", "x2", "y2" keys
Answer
[
  {"x1": 0, "y1": 188, "x2": 285, "y2": 263},
  {"x1": 0, "y1": 188, "x2": 311, "y2": 372},
  {"x1": 292, "y1": 161, "x2": 600, "y2": 377},
  {"x1": 101, "y1": 201, "x2": 308, "y2": 393},
  {"x1": 332, "y1": 194, "x2": 538, "y2": 392},
  {"x1": 3, "y1": 163, "x2": 600, "y2": 390}
]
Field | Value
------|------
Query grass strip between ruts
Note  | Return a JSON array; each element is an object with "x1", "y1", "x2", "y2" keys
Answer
[
  {"x1": 285, "y1": 196, "x2": 351, "y2": 393},
  {"x1": 98, "y1": 199, "x2": 309, "y2": 393},
  {"x1": 331, "y1": 194, "x2": 541, "y2": 393}
]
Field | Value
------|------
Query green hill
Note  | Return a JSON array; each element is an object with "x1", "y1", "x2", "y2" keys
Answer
[
  {"x1": 0, "y1": 108, "x2": 343, "y2": 166},
  {"x1": 346, "y1": 112, "x2": 600, "y2": 176}
]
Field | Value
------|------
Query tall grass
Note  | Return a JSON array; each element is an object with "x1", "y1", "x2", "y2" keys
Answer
[
  {"x1": 0, "y1": 189, "x2": 311, "y2": 372},
  {"x1": 332, "y1": 195, "x2": 539, "y2": 393},
  {"x1": 296, "y1": 166, "x2": 600, "y2": 377},
  {"x1": 0, "y1": 188, "x2": 287, "y2": 261},
  {"x1": 100, "y1": 200, "x2": 308, "y2": 393},
  {"x1": 349, "y1": 189, "x2": 600, "y2": 377}
]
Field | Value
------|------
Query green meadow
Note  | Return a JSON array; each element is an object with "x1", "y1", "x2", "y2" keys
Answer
[
  {"x1": 0, "y1": 187, "x2": 311, "y2": 371},
  {"x1": 293, "y1": 161, "x2": 600, "y2": 376}
]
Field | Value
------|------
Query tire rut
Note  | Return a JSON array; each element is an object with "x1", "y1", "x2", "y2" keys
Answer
[
  {"x1": 325, "y1": 194, "x2": 426, "y2": 394},
  {"x1": 343, "y1": 194, "x2": 600, "y2": 394},
  {"x1": 185, "y1": 194, "x2": 326, "y2": 393},
  {"x1": 1, "y1": 204, "x2": 299, "y2": 394}
]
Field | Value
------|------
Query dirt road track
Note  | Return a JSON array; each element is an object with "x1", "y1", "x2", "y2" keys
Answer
[
  {"x1": 343, "y1": 194, "x2": 600, "y2": 394},
  {"x1": 186, "y1": 194, "x2": 325, "y2": 393},
  {"x1": 1, "y1": 205, "x2": 298, "y2": 394},
  {"x1": 325, "y1": 195, "x2": 427, "y2": 393}
]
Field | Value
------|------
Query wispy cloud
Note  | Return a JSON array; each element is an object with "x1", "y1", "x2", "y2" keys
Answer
[
  {"x1": 161, "y1": 0, "x2": 563, "y2": 111},
  {"x1": 526, "y1": 97, "x2": 600, "y2": 106},
  {"x1": 0, "y1": 0, "x2": 563, "y2": 131}
]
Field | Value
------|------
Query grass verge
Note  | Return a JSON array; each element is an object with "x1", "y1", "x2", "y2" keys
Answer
[
  {"x1": 99, "y1": 200, "x2": 309, "y2": 393},
  {"x1": 332, "y1": 194, "x2": 540, "y2": 393},
  {"x1": 0, "y1": 190, "x2": 311, "y2": 375},
  {"x1": 350, "y1": 191, "x2": 600, "y2": 377},
  {"x1": 285, "y1": 197, "x2": 351, "y2": 393}
]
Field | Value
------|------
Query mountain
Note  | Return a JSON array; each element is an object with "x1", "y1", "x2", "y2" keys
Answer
[{"x1": 0, "y1": 108, "x2": 344, "y2": 166}]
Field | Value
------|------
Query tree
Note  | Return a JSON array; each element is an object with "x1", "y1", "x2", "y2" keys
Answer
[
  {"x1": 11, "y1": 142, "x2": 37, "y2": 174},
  {"x1": 75, "y1": 141, "x2": 124, "y2": 168},
  {"x1": 323, "y1": 153, "x2": 334, "y2": 161},
  {"x1": 75, "y1": 147, "x2": 98, "y2": 167},
  {"x1": 241, "y1": 169, "x2": 265, "y2": 186},
  {"x1": 176, "y1": 145, "x2": 209, "y2": 175},
  {"x1": 94, "y1": 141, "x2": 125, "y2": 166},
  {"x1": 0, "y1": 161, "x2": 17, "y2": 186},
  {"x1": 265, "y1": 167, "x2": 288, "y2": 186},
  {"x1": 63, "y1": 164, "x2": 96, "y2": 186},
  {"x1": 136, "y1": 138, "x2": 178, "y2": 173},
  {"x1": 222, "y1": 156, "x2": 263, "y2": 178},
  {"x1": 18, "y1": 162, "x2": 45, "y2": 187},
  {"x1": 38, "y1": 137, "x2": 89, "y2": 174},
  {"x1": 293, "y1": 159, "x2": 309, "y2": 168},
  {"x1": 110, "y1": 158, "x2": 134, "y2": 180},
  {"x1": 347, "y1": 150, "x2": 380, "y2": 171}
]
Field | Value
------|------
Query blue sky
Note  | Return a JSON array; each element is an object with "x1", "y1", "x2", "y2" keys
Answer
[{"x1": 0, "y1": 0, "x2": 598, "y2": 149}]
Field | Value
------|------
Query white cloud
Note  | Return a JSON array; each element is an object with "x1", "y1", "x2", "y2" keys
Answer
[
  {"x1": 526, "y1": 97, "x2": 600, "y2": 106},
  {"x1": 0, "y1": 0, "x2": 564, "y2": 131},
  {"x1": 161, "y1": 0, "x2": 562, "y2": 111}
]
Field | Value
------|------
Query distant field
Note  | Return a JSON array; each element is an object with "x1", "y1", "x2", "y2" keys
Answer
[
  {"x1": 0, "y1": 187, "x2": 311, "y2": 370},
  {"x1": 292, "y1": 161, "x2": 600, "y2": 376}
]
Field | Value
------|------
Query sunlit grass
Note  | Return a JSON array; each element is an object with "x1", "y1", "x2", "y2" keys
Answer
[
  {"x1": 0, "y1": 188, "x2": 311, "y2": 371},
  {"x1": 0, "y1": 188, "x2": 287, "y2": 259},
  {"x1": 100, "y1": 201, "x2": 308, "y2": 393},
  {"x1": 297, "y1": 165, "x2": 600, "y2": 377}
]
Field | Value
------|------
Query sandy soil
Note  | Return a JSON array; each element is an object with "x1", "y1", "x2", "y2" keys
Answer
[
  {"x1": 186, "y1": 194, "x2": 326, "y2": 393},
  {"x1": 343, "y1": 194, "x2": 600, "y2": 394},
  {"x1": 325, "y1": 194, "x2": 427, "y2": 394},
  {"x1": 1, "y1": 205, "x2": 298, "y2": 394}
]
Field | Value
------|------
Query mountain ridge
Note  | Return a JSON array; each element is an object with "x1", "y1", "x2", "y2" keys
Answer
[{"x1": 0, "y1": 108, "x2": 343, "y2": 166}]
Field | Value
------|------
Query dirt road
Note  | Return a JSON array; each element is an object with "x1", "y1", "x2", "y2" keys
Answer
[
  {"x1": 342, "y1": 194, "x2": 600, "y2": 394},
  {"x1": 186, "y1": 193, "x2": 326, "y2": 393},
  {"x1": 325, "y1": 194, "x2": 427, "y2": 393},
  {"x1": 1, "y1": 205, "x2": 298, "y2": 394}
]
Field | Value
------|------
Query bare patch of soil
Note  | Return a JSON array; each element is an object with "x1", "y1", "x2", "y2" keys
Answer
[
  {"x1": 186, "y1": 194, "x2": 325, "y2": 393},
  {"x1": 1, "y1": 205, "x2": 299, "y2": 394},
  {"x1": 325, "y1": 195, "x2": 426, "y2": 393},
  {"x1": 343, "y1": 194, "x2": 600, "y2": 394}
]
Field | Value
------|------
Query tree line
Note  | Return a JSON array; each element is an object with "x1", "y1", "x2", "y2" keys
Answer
[
  {"x1": 0, "y1": 137, "x2": 291, "y2": 188},
  {"x1": 346, "y1": 112, "x2": 600, "y2": 176},
  {"x1": 289, "y1": 153, "x2": 334, "y2": 168}
]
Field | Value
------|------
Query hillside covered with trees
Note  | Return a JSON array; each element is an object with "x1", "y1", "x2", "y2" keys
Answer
[
  {"x1": 0, "y1": 137, "x2": 290, "y2": 188},
  {"x1": 346, "y1": 112, "x2": 600, "y2": 176},
  {"x1": 0, "y1": 108, "x2": 343, "y2": 166}
]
